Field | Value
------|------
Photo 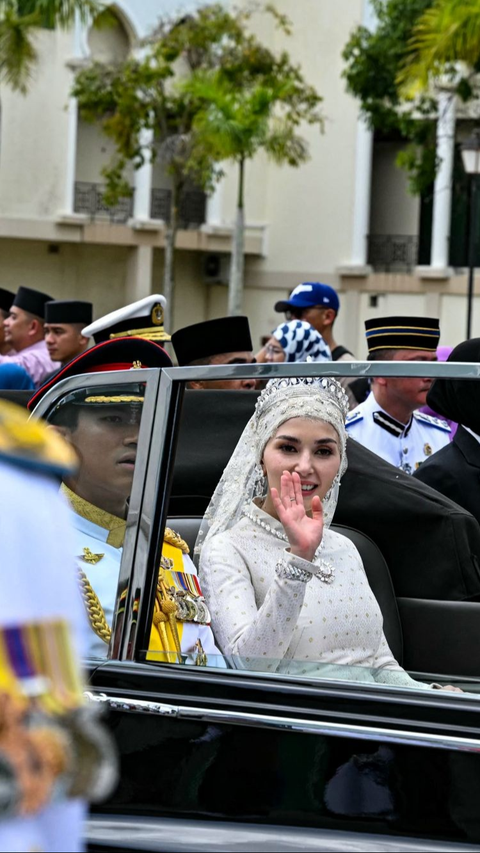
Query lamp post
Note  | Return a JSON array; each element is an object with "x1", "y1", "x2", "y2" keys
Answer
[{"x1": 461, "y1": 130, "x2": 480, "y2": 338}]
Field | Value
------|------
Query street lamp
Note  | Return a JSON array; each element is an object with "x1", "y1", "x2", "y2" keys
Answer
[{"x1": 461, "y1": 130, "x2": 480, "y2": 338}]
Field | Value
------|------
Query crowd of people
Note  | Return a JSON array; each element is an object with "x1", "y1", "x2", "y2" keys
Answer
[{"x1": 5, "y1": 281, "x2": 475, "y2": 671}]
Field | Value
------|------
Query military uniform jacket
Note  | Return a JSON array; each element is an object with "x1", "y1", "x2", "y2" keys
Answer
[
  {"x1": 413, "y1": 425, "x2": 480, "y2": 525},
  {"x1": 345, "y1": 392, "x2": 451, "y2": 474},
  {"x1": 70, "y1": 510, "x2": 224, "y2": 665}
]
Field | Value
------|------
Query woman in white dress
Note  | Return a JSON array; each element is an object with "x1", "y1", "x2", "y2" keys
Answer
[{"x1": 196, "y1": 376, "x2": 459, "y2": 690}]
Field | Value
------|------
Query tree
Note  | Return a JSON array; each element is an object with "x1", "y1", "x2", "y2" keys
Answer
[
  {"x1": 342, "y1": 0, "x2": 439, "y2": 195},
  {"x1": 0, "y1": 0, "x2": 100, "y2": 93},
  {"x1": 185, "y1": 52, "x2": 323, "y2": 315},
  {"x1": 72, "y1": 3, "x2": 323, "y2": 323},
  {"x1": 399, "y1": 0, "x2": 480, "y2": 99},
  {"x1": 73, "y1": 4, "x2": 248, "y2": 328}
]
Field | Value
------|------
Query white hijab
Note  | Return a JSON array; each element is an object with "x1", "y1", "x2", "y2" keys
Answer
[{"x1": 194, "y1": 377, "x2": 350, "y2": 564}]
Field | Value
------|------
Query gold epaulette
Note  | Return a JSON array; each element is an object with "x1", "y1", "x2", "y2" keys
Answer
[
  {"x1": 0, "y1": 399, "x2": 77, "y2": 478},
  {"x1": 164, "y1": 527, "x2": 190, "y2": 554}
]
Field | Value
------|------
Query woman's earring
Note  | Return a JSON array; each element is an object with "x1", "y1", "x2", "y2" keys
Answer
[
  {"x1": 253, "y1": 463, "x2": 266, "y2": 498},
  {"x1": 323, "y1": 474, "x2": 340, "y2": 504}
]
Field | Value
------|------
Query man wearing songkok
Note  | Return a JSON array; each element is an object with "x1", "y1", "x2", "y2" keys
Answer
[
  {"x1": 171, "y1": 315, "x2": 256, "y2": 390},
  {"x1": 0, "y1": 287, "x2": 15, "y2": 355},
  {"x1": 0, "y1": 399, "x2": 115, "y2": 852},
  {"x1": 44, "y1": 299, "x2": 93, "y2": 365},
  {"x1": 29, "y1": 336, "x2": 222, "y2": 667},
  {"x1": 82, "y1": 293, "x2": 170, "y2": 344},
  {"x1": 345, "y1": 316, "x2": 450, "y2": 473},
  {"x1": 274, "y1": 282, "x2": 357, "y2": 406},
  {"x1": 1, "y1": 286, "x2": 59, "y2": 385}
]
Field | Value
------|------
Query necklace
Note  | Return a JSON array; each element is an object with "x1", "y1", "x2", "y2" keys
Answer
[{"x1": 242, "y1": 508, "x2": 335, "y2": 584}]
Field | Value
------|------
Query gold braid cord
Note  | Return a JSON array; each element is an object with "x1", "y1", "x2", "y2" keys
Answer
[
  {"x1": 77, "y1": 568, "x2": 111, "y2": 645},
  {"x1": 164, "y1": 527, "x2": 189, "y2": 554}
]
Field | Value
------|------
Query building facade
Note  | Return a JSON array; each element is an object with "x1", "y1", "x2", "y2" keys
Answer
[{"x1": 0, "y1": 0, "x2": 477, "y2": 354}]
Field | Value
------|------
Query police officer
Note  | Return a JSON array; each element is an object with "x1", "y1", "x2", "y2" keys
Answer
[
  {"x1": 345, "y1": 316, "x2": 450, "y2": 473},
  {"x1": 29, "y1": 317, "x2": 223, "y2": 667},
  {"x1": 82, "y1": 293, "x2": 170, "y2": 344}
]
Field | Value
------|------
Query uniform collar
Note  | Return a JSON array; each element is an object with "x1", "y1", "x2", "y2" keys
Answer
[
  {"x1": 61, "y1": 483, "x2": 126, "y2": 548},
  {"x1": 366, "y1": 392, "x2": 413, "y2": 437}
]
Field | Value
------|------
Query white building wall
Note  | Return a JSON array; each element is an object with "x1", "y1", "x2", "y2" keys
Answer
[{"x1": 0, "y1": 28, "x2": 73, "y2": 218}]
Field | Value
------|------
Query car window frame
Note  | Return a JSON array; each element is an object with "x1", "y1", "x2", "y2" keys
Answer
[
  {"x1": 30, "y1": 359, "x2": 480, "y2": 684},
  {"x1": 31, "y1": 366, "x2": 162, "y2": 661}
]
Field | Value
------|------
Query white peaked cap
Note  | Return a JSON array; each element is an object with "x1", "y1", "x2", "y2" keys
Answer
[{"x1": 82, "y1": 294, "x2": 170, "y2": 344}]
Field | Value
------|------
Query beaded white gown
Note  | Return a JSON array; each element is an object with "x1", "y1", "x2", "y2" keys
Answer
[{"x1": 199, "y1": 500, "x2": 429, "y2": 688}]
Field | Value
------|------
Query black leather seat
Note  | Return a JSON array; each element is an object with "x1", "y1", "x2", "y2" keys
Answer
[{"x1": 167, "y1": 516, "x2": 404, "y2": 666}]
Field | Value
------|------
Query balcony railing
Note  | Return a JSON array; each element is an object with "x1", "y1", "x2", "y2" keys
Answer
[
  {"x1": 74, "y1": 182, "x2": 134, "y2": 223},
  {"x1": 151, "y1": 188, "x2": 206, "y2": 227},
  {"x1": 367, "y1": 234, "x2": 419, "y2": 272}
]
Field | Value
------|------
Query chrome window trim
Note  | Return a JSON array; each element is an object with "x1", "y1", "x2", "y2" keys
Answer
[{"x1": 85, "y1": 691, "x2": 480, "y2": 753}]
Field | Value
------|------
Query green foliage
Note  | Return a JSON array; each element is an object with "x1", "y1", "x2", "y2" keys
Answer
[
  {"x1": 343, "y1": 0, "x2": 438, "y2": 194},
  {"x1": 0, "y1": 0, "x2": 101, "y2": 92},
  {"x1": 399, "y1": 0, "x2": 480, "y2": 94},
  {"x1": 73, "y1": 3, "x2": 323, "y2": 208}
]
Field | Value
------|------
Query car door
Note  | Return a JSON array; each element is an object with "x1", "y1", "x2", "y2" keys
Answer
[{"x1": 33, "y1": 361, "x2": 480, "y2": 852}]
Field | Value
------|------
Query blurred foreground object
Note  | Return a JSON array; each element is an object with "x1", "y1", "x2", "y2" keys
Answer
[{"x1": 0, "y1": 399, "x2": 117, "y2": 853}]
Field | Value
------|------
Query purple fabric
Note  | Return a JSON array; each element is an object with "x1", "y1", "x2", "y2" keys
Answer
[
  {"x1": 0, "y1": 340, "x2": 59, "y2": 387},
  {"x1": 420, "y1": 346, "x2": 457, "y2": 439}
]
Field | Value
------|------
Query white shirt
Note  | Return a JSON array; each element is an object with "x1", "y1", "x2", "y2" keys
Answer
[{"x1": 345, "y1": 391, "x2": 451, "y2": 474}]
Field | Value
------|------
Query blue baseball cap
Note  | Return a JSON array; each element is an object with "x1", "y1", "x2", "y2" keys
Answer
[{"x1": 274, "y1": 282, "x2": 340, "y2": 314}]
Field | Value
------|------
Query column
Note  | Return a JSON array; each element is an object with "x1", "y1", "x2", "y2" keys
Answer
[
  {"x1": 206, "y1": 179, "x2": 224, "y2": 226},
  {"x1": 64, "y1": 97, "x2": 79, "y2": 215},
  {"x1": 430, "y1": 91, "x2": 456, "y2": 271},
  {"x1": 350, "y1": 118, "x2": 374, "y2": 267},
  {"x1": 346, "y1": 0, "x2": 375, "y2": 269},
  {"x1": 126, "y1": 245, "x2": 153, "y2": 303},
  {"x1": 133, "y1": 128, "x2": 154, "y2": 221},
  {"x1": 63, "y1": 11, "x2": 88, "y2": 215}
]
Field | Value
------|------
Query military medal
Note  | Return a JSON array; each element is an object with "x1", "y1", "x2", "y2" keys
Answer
[{"x1": 424, "y1": 443, "x2": 432, "y2": 456}]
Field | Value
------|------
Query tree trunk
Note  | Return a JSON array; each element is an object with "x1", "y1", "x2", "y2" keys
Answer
[
  {"x1": 163, "y1": 186, "x2": 178, "y2": 332},
  {"x1": 228, "y1": 158, "x2": 245, "y2": 316}
]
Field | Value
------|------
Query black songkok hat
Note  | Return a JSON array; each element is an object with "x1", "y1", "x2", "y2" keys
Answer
[
  {"x1": 365, "y1": 316, "x2": 440, "y2": 354},
  {"x1": 28, "y1": 337, "x2": 173, "y2": 412},
  {"x1": 0, "y1": 288, "x2": 15, "y2": 314},
  {"x1": 13, "y1": 286, "x2": 53, "y2": 319},
  {"x1": 172, "y1": 316, "x2": 253, "y2": 366},
  {"x1": 427, "y1": 338, "x2": 480, "y2": 433},
  {"x1": 45, "y1": 300, "x2": 93, "y2": 326}
]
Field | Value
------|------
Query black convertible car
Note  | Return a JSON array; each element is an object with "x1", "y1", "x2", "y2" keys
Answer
[{"x1": 27, "y1": 359, "x2": 480, "y2": 852}]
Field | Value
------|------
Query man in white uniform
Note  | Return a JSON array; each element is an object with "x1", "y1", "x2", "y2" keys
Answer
[
  {"x1": 29, "y1": 300, "x2": 223, "y2": 667},
  {"x1": 346, "y1": 316, "x2": 451, "y2": 474}
]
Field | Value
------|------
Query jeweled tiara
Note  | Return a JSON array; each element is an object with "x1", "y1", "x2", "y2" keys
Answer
[{"x1": 255, "y1": 376, "x2": 349, "y2": 420}]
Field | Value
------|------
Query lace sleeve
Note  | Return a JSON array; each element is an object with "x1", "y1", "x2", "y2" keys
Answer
[
  {"x1": 371, "y1": 631, "x2": 431, "y2": 689},
  {"x1": 199, "y1": 533, "x2": 308, "y2": 671}
]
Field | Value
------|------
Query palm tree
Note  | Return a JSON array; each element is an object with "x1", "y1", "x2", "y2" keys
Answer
[
  {"x1": 0, "y1": 0, "x2": 100, "y2": 93},
  {"x1": 187, "y1": 70, "x2": 322, "y2": 315},
  {"x1": 399, "y1": 0, "x2": 480, "y2": 94}
]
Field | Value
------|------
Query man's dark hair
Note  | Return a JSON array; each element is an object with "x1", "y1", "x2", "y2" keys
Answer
[
  {"x1": 367, "y1": 349, "x2": 396, "y2": 362},
  {"x1": 188, "y1": 355, "x2": 214, "y2": 367}
]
